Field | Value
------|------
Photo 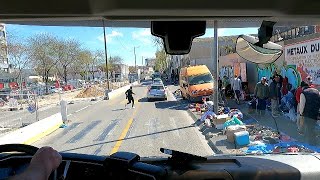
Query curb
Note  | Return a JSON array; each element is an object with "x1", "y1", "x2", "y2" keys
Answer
[
  {"x1": 187, "y1": 109, "x2": 223, "y2": 154},
  {"x1": 0, "y1": 113, "x2": 63, "y2": 145}
]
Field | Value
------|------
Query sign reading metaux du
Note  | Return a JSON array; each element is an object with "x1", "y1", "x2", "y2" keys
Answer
[{"x1": 285, "y1": 38, "x2": 320, "y2": 67}]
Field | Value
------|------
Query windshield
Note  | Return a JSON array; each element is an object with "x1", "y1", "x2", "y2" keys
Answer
[
  {"x1": 1, "y1": 22, "x2": 319, "y2": 158},
  {"x1": 150, "y1": 86, "x2": 164, "y2": 90},
  {"x1": 188, "y1": 73, "x2": 213, "y2": 85}
]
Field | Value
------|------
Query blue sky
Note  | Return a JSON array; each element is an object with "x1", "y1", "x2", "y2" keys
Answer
[{"x1": 6, "y1": 24, "x2": 258, "y2": 66}]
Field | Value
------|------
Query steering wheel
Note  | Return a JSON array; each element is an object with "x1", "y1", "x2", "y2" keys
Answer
[
  {"x1": 0, "y1": 144, "x2": 59, "y2": 180},
  {"x1": 0, "y1": 144, "x2": 39, "y2": 155}
]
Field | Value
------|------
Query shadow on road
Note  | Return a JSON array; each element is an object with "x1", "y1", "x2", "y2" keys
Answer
[
  {"x1": 154, "y1": 101, "x2": 188, "y2": 111},
  {"x1": 112, "y1": 108, "x2": 125, "y2": 111},
  {"x1": 61, "y1": 125, "x2": 194, "y2": 152},
  {"x1": 138, "y1": 98, "x2": 148, "y2": 102}
]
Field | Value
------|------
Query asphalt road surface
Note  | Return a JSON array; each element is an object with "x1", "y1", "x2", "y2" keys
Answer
[{"x1": 33, "y1": 80, "x2": 214, "y2": 157}]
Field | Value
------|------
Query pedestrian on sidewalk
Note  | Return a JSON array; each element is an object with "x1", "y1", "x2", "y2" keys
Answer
[
  {"x1": 254, "y1": 77, "x2": 269, "y2": 115},
  {"x1": 231, "y1": 75, "x2": 242, "y2": 104},
  {"x1": 272, "y1": 71, "x2": 283, "y2": 104},
  {"x1": 299, "y1": 80, "x2": 320, "y2": 146},
  {"x1": 306, "y1": 75, "x2": 315, "y2": 88},
  {"x1": 125, "y1": 86, "x2": 135, "y2": 109},
  {"x1": 295, "y1": 81, "x2": 308, "y2": 133},
  {"x1": 269, "y1": 75, "x2": 281, "y2": 117}
]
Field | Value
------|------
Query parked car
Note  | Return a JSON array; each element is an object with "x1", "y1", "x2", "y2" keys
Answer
[
  {"x1": 153, "y1": 78, "x2": 163, "y2": 85},
  {"x1": 147, "y1": 83, "x2": 167, "y2": 101}
]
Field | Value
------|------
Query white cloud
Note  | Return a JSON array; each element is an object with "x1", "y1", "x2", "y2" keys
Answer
[
  {"x1": 132, "y1": 28, "x2": 152, "y2": 45},
  {"x1": 98, "y1": 30, "x2": 123, "y2": 43}
]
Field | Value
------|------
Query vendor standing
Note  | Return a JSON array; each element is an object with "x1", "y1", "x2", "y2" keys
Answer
[
  {"x1": 254, "y1": 77, "x2": 269, "y2": 116},
  {"x1": 299, "y1": 78, "x2": 320, "y2": 146},
  {"x1": 269, "y1": 75, "x2": 281, "y2": 117}
]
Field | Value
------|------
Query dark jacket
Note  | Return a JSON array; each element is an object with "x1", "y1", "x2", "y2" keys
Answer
[
  {"x1": 269, "y1": 80, "x2": 281, "y2": 99},
  {"x1": 254, "y1": 82, "x2": 269, "y2": 99},
  {"x1": 125, "y1": 89, "x2": 134, "y2": 98},
  {"x1": 302, "y1": 88, "x2": 320, "y2": 119}
]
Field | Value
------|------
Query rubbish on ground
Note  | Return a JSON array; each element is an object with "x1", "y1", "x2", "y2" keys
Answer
[
  {"x1": 234, "y1": 131, "x2": 250, "y2": 146},
  {"x1": 223, "y1": 116, "x2": 244, "y2": 129},
  {"x1": 226, "y1": 125, "x2": 247, "y2": 143},
  {"x1": 213, "y1": 114, "x2": 230, "y2": 127},
  {"x1": 228, "y1": 109, "x2": 243, "y2": 119}
]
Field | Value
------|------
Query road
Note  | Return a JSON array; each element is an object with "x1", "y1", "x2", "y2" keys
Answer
[{"x1": 33, "y1": 80, "x2": 214, "y2": 157}]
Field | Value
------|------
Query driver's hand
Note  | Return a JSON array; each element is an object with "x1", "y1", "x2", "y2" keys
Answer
[
  {"x1": 30, "y1": 146, "x2": 62, "y2": 179},
  {"x1": 11, "y1": 147, "x2": 62, "y2": 180}
]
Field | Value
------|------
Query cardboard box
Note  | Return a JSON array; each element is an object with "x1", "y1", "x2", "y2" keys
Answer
[
  {"x1": 213, "y1": 114, "x2": 230, "y2": 126},
  {"x1": 226, "y1": 125, "x2": 247, "y2": 143}
]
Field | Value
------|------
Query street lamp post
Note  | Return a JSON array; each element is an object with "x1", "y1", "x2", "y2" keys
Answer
[{"x1": 133, "y1": 46, "x2": 140, "y2": 73}]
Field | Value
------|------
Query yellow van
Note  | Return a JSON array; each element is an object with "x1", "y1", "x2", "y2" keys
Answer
[{"x1": 179, "y1": 65, "x2": 214, "y2": 102}]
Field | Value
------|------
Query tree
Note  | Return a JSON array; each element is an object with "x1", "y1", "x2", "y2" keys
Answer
[
  {"x1": 109, "y1": 56, "x2": 123, "y2": 77},
  {"x1": 55, "y1": 39, "x2": 81, "y2": 83},
  {"x1": 77, "y1": 50, "x2": 92, "y2": 80},
  {"x1": 89, "y1": 50, "x2": 104, "y2": 80},
  {"x1": 155, "y1": 49, "x2": 168, "y2": 72},
  {"x1": 129, "y1": 66, "x2": 135, "y2": 73},
  {"x1": 153, "y1": 37, "x2": 164, "y2": 49},
  {"x1": 7, "y1": 39, "x2": 29, "y2": 86},
  {"x1": 28, "y1": 33, "x2": 59, "y2": 94}
]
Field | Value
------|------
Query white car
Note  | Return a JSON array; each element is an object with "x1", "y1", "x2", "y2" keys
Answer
[
  {"x1": 147, "y1": 84, "x2": 167, "y2": 101},
  {"x1": 50, "y1": 87, "x2": 63, "y2": 93}
]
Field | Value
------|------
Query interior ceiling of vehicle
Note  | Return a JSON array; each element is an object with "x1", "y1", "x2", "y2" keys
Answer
[{"x1": 1, "y1": 0, "x2": 320, "y2": 27}]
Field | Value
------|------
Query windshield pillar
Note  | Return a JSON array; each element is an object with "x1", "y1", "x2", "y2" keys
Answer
[{"x1": 211, "y1": 20, "x2": 219, "y2": 113}]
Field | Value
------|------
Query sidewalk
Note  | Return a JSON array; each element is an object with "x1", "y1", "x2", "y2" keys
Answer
[{"x1": 187, "y1": 98, "x2": 320, "y2": 154}]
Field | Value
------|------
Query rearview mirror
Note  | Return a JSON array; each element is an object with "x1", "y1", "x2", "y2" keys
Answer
[
  {"x1": 151, "y1": 21, "x2": 206, "y2": 55},
  {"x1": 235, "y1": 35, "x2": 283, "y2": 64}
]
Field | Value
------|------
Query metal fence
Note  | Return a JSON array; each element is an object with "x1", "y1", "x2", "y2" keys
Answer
[{"x1": 0, "y1": 93, "x2": 38, "y2": 133}]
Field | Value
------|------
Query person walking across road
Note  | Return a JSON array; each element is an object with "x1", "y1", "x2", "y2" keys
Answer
[
  {"x1": 269, "y1": 75, "x2": 281, "y2": 117},
  {"x1": 299, "y1": 82, "x2": 320, "y2": 146},
  {"x1": 254, "y1": 77, "x2": 269, "y2": 115},
  {"x1": 231, "y1": 75, "x2": 242, "y2": 104},
  {"x1": 125, "y1": 86, "x2": 135, "y2": 109}
]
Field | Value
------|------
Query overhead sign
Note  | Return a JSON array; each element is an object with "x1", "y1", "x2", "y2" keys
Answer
[{"x1": 285, "y1": 38, "x2": 320, "y2": 85}]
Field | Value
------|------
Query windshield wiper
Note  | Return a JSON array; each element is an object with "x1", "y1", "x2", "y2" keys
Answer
[{"x1": 160, "y1": 148, "x2": 207, "y2": 166}]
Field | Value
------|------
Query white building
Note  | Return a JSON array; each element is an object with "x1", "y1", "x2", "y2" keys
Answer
[{"x1": 0, "y1": 24, "x2": 9, "y2": 73}]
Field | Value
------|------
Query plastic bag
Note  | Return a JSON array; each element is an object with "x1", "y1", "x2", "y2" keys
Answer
[
  {"x1": 228, "y1": 109, "x2": 243, "y2": 119},
  {"x1": 205, "y1": 119, "x2": 211, "y2": 127},
  {"x1": 223, "y1": 116, "x2": 244, "y2": 129},
  {"x1": 284, "y1": 108, "x2": 296, "y2": 122}
]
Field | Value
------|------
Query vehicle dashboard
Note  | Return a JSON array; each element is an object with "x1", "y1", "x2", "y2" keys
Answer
[{"x1": 1, "y1": 152, "x2": 320, "y2": 180}]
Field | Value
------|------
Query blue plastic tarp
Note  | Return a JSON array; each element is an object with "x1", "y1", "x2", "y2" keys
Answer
[{"x1": 246, "y1": 141, "x2": 320, "y2": 154}]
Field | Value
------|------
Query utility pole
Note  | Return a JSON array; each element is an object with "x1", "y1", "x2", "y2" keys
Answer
[
  {"x1": 212, "y1": 20, "x2": 219, "y2": 114},
  {"x1": 134, "y1": 47, "x2": 137, "y2": 73},
  {"x1": 102, "y1": 19, "x2": 109, "y2": 90}
]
